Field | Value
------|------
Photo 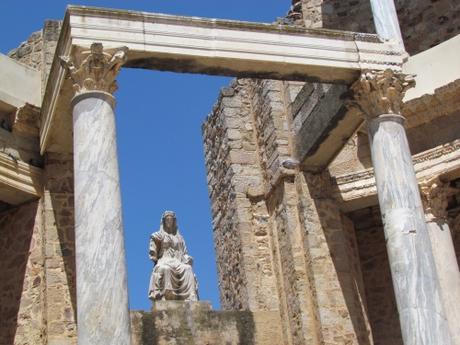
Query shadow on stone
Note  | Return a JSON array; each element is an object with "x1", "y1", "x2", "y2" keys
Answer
[
  {"x1": 0, "y1": 201, "x2": 38, "y2": 345},
  {"x1": 131, "y1": 301, "x2": 259, "y2": 345}
]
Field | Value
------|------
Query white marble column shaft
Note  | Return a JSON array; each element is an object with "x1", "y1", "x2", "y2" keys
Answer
[
  {"x1": 422, "y1": 181, "x2": 460, "y2": 345},
  {"x1": 369, "y1": 0, "x2": 405, "y2": 49},
  {"x1": 61, "y1": 43, "x2": 131, "y2": 345},
  {"x1": 72, "y1": 91, "x2": 131, "y2": 345},
  {"x1": 352, "y1": 70, "x2": 451, "y2": 345}
]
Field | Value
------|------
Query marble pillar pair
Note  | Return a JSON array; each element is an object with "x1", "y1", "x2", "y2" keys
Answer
[
  {"x1": 61, "y1": 43, "x2": 131, "y2": 345},
  {"x1": 351, "y1": 70, "x2": 453, "y2": 345}
]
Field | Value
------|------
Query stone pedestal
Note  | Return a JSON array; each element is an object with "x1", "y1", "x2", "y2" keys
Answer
[
  {"x1": 129, "y1": 301, "x2": 283, "y2": 345},
  {"x1": 351, "y1": 70, "x2": 451, "y2": 345},
  {"x1": 61, "y1": 43, "x2": 131, "y2": 345}
]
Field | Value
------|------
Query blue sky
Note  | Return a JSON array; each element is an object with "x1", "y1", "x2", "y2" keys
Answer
[{"x1": 0, "y1": 1, "x2": 290, "y2": 310}]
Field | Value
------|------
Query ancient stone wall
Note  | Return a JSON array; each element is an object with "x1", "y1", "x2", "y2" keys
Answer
[
  {"x1": 41, "y1": 21, "x2": 62, "y2": 91},
  {"x1": 5, "y1": 19, "x2": 73, "y2": 345},
  {"x1": 202, "y1": 79, "x2": 280, "y2": 312},
  {"x1": 295, "y1": 0, "x2": 460, "y2": 55},
  {"x1": 0, "y1": 200, "x2": 46, "y2": 345},
  {"x1": 131, "y1": 302, "x2": 283, "y2": 345},
  {"x1": 7, "y1": 20, "x2": 61, "y2": 91},
  {"x1": 43, "y1": 152, "x2": 77, "y2": 345},
  {"x1": 203, "y1": 78, "x2": 375, "y2": 344},
  {"x1": 292, "y1": 172, "x2": 372, "y2": 345},
  {"x1": 8, "y1": 30, "x2": 43, "y2": 70},
  {"x1": 348, "y1": 207, "x2": 404, "y2": 345}
]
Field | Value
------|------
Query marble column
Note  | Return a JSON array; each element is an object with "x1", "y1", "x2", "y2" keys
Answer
[
  {"x1": 350, "y1": 70, "x2": 451, "y2": 345},
  {"x1": 369, "y1": 0, "x2": 405, "y2": 50},
  {"x1": 421, "y1": 180, "x2": 460, "y2": 345},
  {"x1": 61, "y1": 43, "x2": 131, "y2": 345}
]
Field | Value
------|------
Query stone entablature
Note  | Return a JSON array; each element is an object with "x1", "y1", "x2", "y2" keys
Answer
[
  {"x1": 40, "y1": 5, "x2": 405, "y2": 155},
  {"x1": 0, "y1": 150, "x2": 43, "y2": 204},
  {"x1": 333, "y1": 139, "x2": 460, "y2": 212}
]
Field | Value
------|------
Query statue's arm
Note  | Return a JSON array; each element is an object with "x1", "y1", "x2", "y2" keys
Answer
[
  {"x1": 182, "y1": 241, "x2": 193, "y2": 266},
  {"x1": 149, "y1": 233, "x2": 161, "y2": 264}
]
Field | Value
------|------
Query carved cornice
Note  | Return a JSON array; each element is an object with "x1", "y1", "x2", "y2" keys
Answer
[
  {"x1": 333, "y1": 139, "x2": 460, "y2": 211},
  {"x1": 349, "y1": 69, "x2": 415, "y2": 120},
  {"x1": 60, "y1": 43, "x2": 128, "y2": 96},
  {"x1": 335, "y1": 140, "x2": 460, "y2": 187},
  {"x1": 0, "y1": 151, "x2": 43, "y2": 204}
]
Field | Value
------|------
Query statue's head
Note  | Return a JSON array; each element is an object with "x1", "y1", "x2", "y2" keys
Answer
[{"x1": 162, "y1": 210, "x2": 177, "y2": 234}]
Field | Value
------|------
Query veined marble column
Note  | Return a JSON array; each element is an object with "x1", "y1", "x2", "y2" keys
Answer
[
  {"x1": 421, "y1": 180, "x2": 460, "y2": 345},
  {"x1": 61, "y1": 43, "x2": 131, "y2": 345},
  {"x1": 350, "y1": 70, "x2": 451, "y2": 345},
  {"x1": 369, "y1": 0, "x2": 405, "y2": 50}
]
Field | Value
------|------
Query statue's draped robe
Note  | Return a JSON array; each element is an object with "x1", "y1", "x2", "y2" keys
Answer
[{"x1": 148, "y1": 230, "x2": 198, "y2": 301}]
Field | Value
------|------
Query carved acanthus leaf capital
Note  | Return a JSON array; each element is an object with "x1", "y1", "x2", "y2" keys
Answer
[
  {"x1": 60, "y1": 43, "x2": 128, "y2": 96},
  {"x1": 348, "y1": 69, "x2": 415, "y2": 120},
  {"x1": 420, "y1": 179, "x2": 455, "y2": 221}
]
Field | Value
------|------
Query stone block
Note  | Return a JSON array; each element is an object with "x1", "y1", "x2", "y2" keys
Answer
[{"x1": 131, "y1": 303, "x2": 282, "y2": 345}]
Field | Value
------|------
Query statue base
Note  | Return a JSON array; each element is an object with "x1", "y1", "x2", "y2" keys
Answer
[
  {"x1": 152, "y1": 300, "x2": 212, "y2": 313},
  {"x1": 131, "y1": 301, "x2": 283, "y2": 345}
]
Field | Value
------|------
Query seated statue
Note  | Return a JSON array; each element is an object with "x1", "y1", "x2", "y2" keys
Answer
[{"x1": 148, "y1": 211, "x2": 199, "y2": 301}]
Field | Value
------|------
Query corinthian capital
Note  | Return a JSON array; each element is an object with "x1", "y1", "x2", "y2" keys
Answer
[
  {"x1": 349, "y1": 69, "x2": 415, "y2": 120},
  {"x1": 60, "y1": 43, "x2": 128, "y2": 96},
  {"x1": 420, "y1": 179, "x2": 455, "y2": 222}
]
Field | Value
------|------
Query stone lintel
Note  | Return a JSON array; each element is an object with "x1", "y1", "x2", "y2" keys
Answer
[
  {"x1": 0, "y1": 151, "x2": 43, "y2": 205},
  {"x1": 293, "y1": 83, "x2": 363, "y2": 172},
  {"x1": 40, "y1": 5, "x2": 405, "y2": 154}
]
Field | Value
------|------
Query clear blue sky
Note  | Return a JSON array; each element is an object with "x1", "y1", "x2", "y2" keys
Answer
[{"x1": 0, "y1": 1, "x2": 289, "y2": 311}]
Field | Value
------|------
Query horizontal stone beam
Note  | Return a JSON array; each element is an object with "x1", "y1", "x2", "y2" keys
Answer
[
  {"x1": 67, "y1": 7, "x2": 403, "y2": 81},
  {"x1": 292, "y1": 83, "x2": 363, "y2": 172},
  {"x1": 0, "y1": 151, "x2": 43, "y2": 205},
  {"x1": 0, "y1": 54, "x2": 41, "y2": 113},
  {"x1": 333, "y1": 139, "x2": 460, "y2": 212},
  {"x1": 40, "y1": 5, "x2": 405, "y2": 154}
]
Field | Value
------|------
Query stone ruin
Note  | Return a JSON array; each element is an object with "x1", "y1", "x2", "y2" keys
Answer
[{"x1": 1, "y1": 1, "x2": 460, "y2": 345}]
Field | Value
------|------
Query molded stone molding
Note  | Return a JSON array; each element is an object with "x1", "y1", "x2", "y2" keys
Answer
[
  {"x1": 60, "y1": 43, "x2": 128, "y2": 96},
  {"x1": 0, "y1": 151, "x2": 43, "y2": 204},
  {"x1": 349, "y1": 69, "x2": 415, "y2": 119},
  {"x1": 333, "y1": 139, "x2": 460, "y2": 211}
]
